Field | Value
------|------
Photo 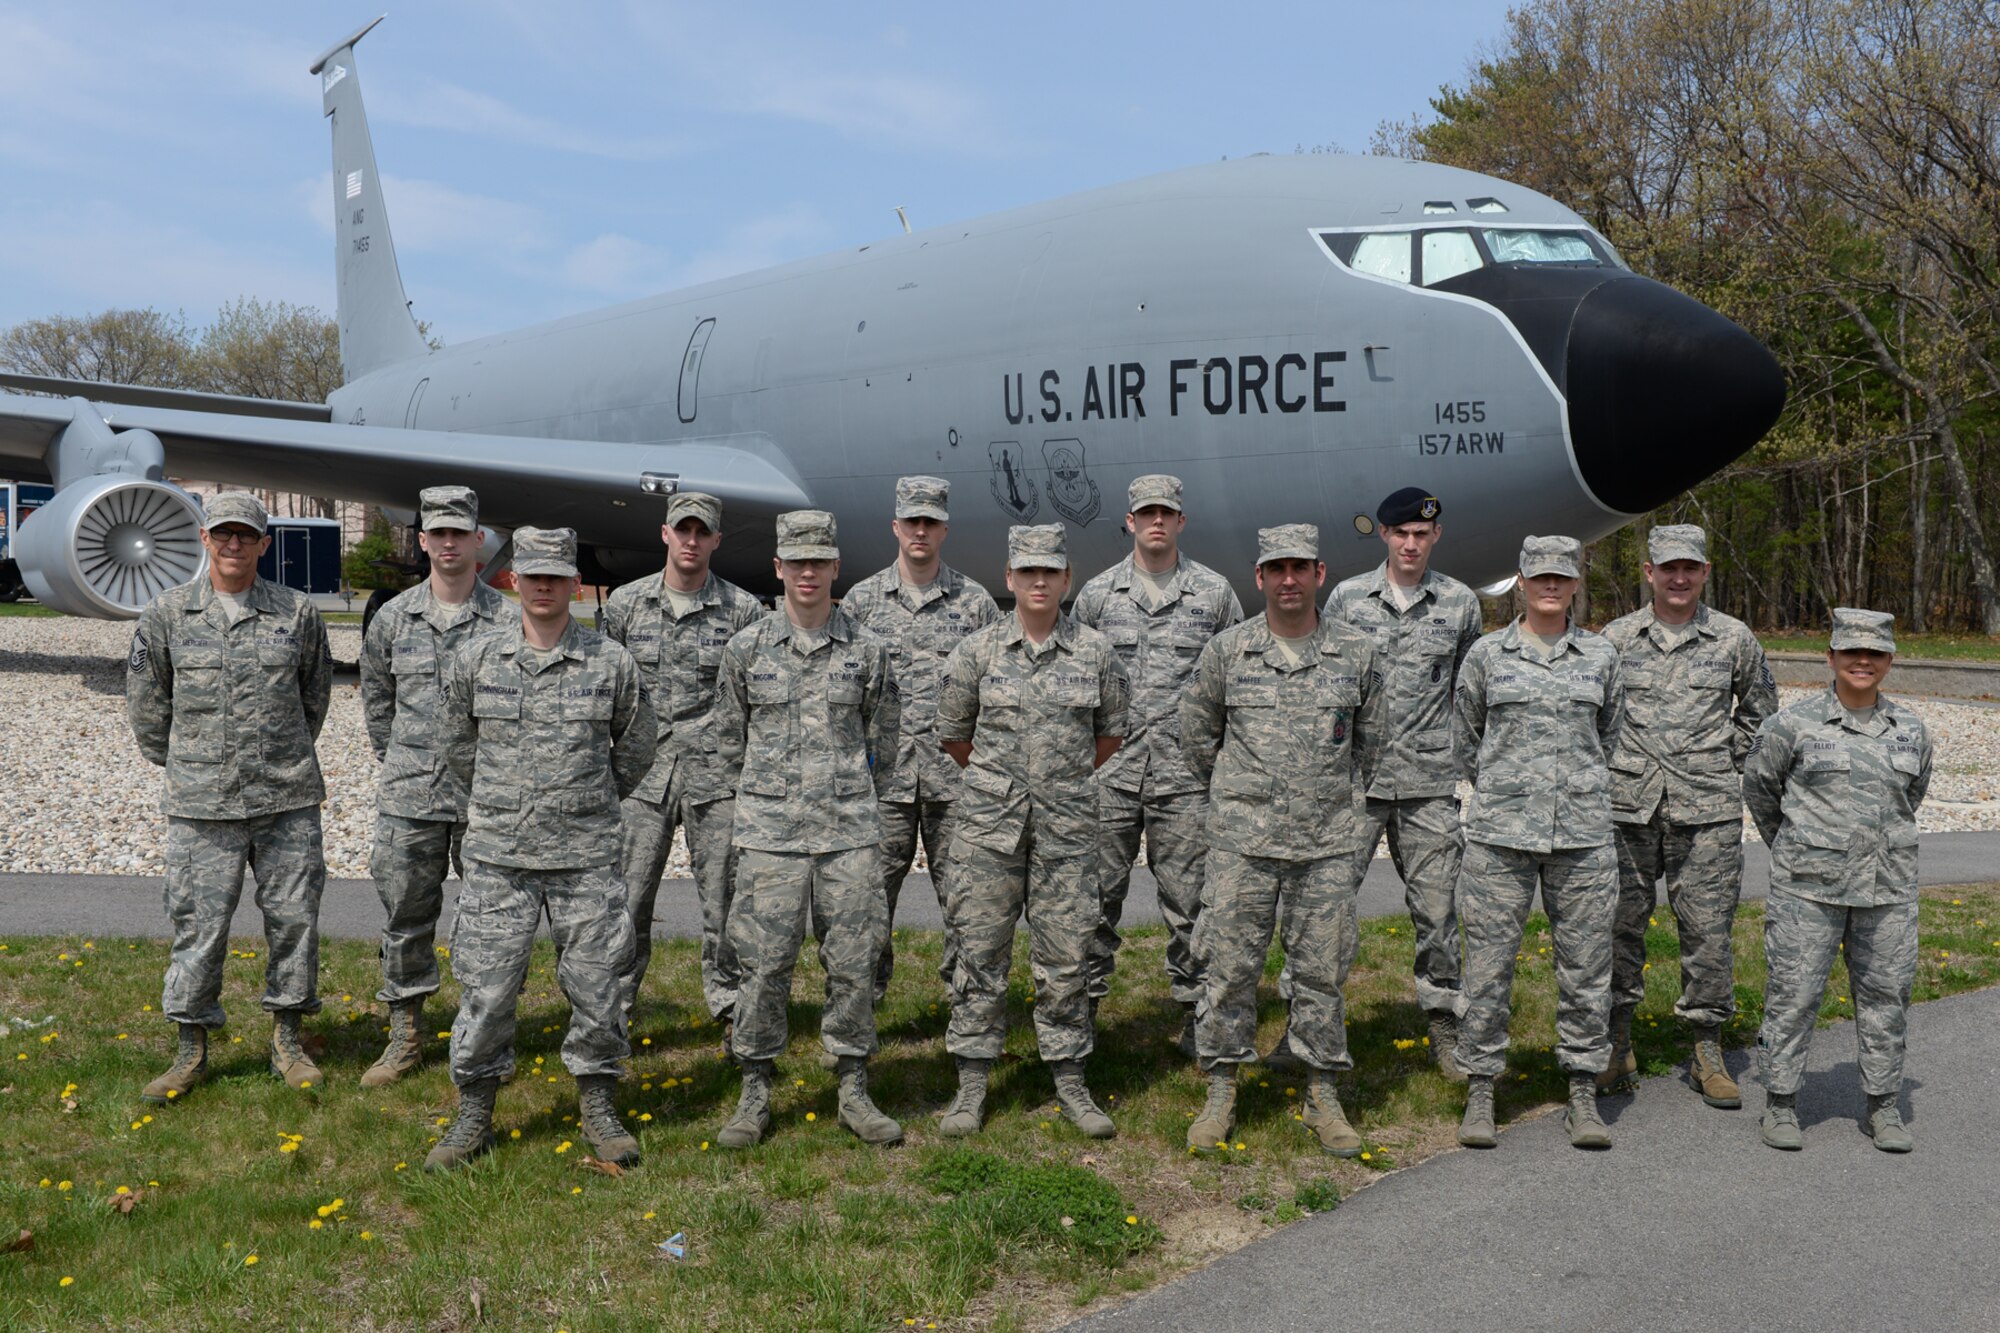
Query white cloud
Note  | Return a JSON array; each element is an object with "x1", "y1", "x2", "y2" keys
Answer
[
  {"x1": 676, "y1": 205, "x2": 827, "y2": 287},
  {"x1": 374, "y1": 79, "x2": 683, "y2": 161},
  {"x1": 559, "y1": 233, "x2": 678, "y2": 296}
]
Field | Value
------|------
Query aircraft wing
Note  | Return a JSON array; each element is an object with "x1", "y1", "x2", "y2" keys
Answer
[{"x1": 0, "y1": 389, "x2": 812, "y2": 536}]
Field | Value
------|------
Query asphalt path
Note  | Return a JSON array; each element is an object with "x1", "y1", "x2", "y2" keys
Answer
[
  {"x1": 1066, "y1": 983, "x2": 2000, "y2": 1332},
  {"x1": 2, "y1": 831, "x2": 1998, "y2": 941}
]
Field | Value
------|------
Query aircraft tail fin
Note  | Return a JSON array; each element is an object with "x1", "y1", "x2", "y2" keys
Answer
[{"x1": 312, "y1": 17, "x2": 428, "y2": 382}]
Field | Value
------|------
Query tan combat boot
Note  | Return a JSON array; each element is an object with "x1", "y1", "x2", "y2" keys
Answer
[
  {"x1": 939, "y1": 1057, "x2": 991, "y2": 1137},
  {"x1": 1458, "y1": 1075, "x2": 1497, "y2": 1148},
  {"x1": 270, "y1": 1012, "x2": 322, "y2": 1090},
  {"x1": 141, "y1": 1024, "x2": 209, "y2": 1105},
  {"x1": 424, "y1": 1077, "x2": 500, "y2": 1171},
  {"x1": 1596, "y1": 1004, "x2": 1638, "y2": 1096},
  {"x1": 1566, "y1": 1074, "x2": 1613, "y2": 1149},
  {"x1": 1687, "y1": 1025, "x2": 1741, "y2": 1108},
  {"x1": 1865, "y1": 1093, "x2": 1913, "y2": 1153},
  {"x1": 1187, "y1": 1065, "x2": 1237, "y2": 1154},
  {"x1": 579, "y1": 1074, "x2": 641, "y2": 1167},
  {"x1": 1761, "y1": 1091, "x2": 1801, "y2": 1150},
  {"x1": 1428, "y1": 1010, "x2": 1467, "y2": 1083},
  {"x1": 718, "y1": 1060, "x2": 774, "y2": 1148},
  {"x1": 836, "y1": 1057, "x2": 904, "y2": 1147},
  {"x1": 1051, "y1": 1060, "x2": 1115, "y2": 1139},
  {"x1": 360, "y1": 999, "x2": 425, "y2": 1089},
  {"x1": 1302, "y1": 1071, "x2": 1363, "y2": 1157}
]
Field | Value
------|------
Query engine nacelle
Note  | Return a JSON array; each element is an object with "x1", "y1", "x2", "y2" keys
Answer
[{"x1": 14, "y1": 476, "x2": 208, "y2": 619}]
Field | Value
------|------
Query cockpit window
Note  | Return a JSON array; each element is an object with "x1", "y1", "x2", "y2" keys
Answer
[
  {"x1": 1422, "y1": 200, "x2": 1455, "y2": 215},
  {"x1": 1481, "y1": 229, "x2": 1600, "y2": 265},
  {"x1": 1421, "y1": 230, "x2": 1483, "y2": 285},
  {"x1": 1467, "y1": 197, "x2": 1509, "y2": 214},
  {"x1": 1349, "y1": 232, "x2": 1412, "y2": 283}
]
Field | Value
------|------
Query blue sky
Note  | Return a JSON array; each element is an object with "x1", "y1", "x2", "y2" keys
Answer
[{"x1": 0, "y1": 1, "x2": 1510, "y2": 343}]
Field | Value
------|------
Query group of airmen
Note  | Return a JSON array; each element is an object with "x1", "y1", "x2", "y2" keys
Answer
[{"x1": 122, "y1": 471, "x2": 1933, "y2": 1169}]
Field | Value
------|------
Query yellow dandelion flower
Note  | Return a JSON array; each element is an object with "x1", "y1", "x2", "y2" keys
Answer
[
  {"x1": 556, "y1": 1140, "x2": 572, "y2": 1153},
  {"x1": 244, "y1": 1254, "x2": 259, "y2": 1266},
  {"x1": 1360, "y1": 1152, "x2": 1373, "y2": 1161},
  {"x1": 640, "y1": 1113, "x2": 653, "y2": 1123},
  {"x1": 394, "y1": 1162, "x2": 407, "y2": 1171},
  {"x1": 132, "y1": 1120, "x2": 143, "y2": 1130},
  {"x1": 59, "y1": 1276, "x2": 74, "y2": 1287},
  {"x1": 116, "y1": 1032, "x2": 128, "y2": 1040},
  {"x1": 309, "y1": 1219, "x2": 323, "y2": 1230},
  {"x1": 436, "y1": 1031, "x2": 451, "y2": 1039},
  {"x1": 148, "y1": 1180, "x2": 159, "y2": 1186},
  {"x1": 700, "y1": 1141, "x2": 710, "y2": 1151},
  {"x1": 511, "y1": 1129, "x2": 522, "y2": 1140},
  {"x1": 1233, "y1": 1142, "x2": 1245, "y2": 1151},
  {"x1": 38, "y1": 1178, "x2": 50, "y2": 1188},
  {"x1": 116, "y1": 1185, "x2": 131, "y2": 1195},
  {"x1": 641, "y1": 1037, "x2": 653, "y2": 1047},
  {"x1": 58, "y1": 1180, "x2": 72, "y2": 1191},
  {"x1": 643, "y1": 1211, "x2": 656, "y2": 1220},
  {"x1": 1125, "y1": 1215, "x2": 1138, "y2": 1225},
  {"x1": 360, "y1": 1231, "x2": 374, "y2": 1241},
  {"x1": 571, "y1": 1187, "x2": 583, "y2": 1196},
  {"x1": 805, "y1": 1112, "x2": 817, "y2": 1122},
  {"x1": 143, "y1": 1117, "x2": 152, "y2": 1125}
]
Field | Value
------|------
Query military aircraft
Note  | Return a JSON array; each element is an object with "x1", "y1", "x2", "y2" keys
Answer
[{"x1": 0, "y1": 17, "x2": 1783, "y2": 619}]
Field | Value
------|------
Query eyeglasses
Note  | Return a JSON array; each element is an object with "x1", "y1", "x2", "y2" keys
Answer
[{"x1": 207, "y1": 529, "x2": 263, "y2": 549}]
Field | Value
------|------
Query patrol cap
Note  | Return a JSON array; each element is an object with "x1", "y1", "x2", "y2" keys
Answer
[
  {"x1": 419, "y1": 485, "x2": 479, "y2": 532},
  {"x1": 513, "y1": 525, "x2": 580, "y2": 578},
  {"x1": 203, "y1": 490, "x2": 268, "y2": 535},
  {"x1": 1008, "y1": 523, "x2": 1069, "y2": 570},
  {"x1": 1829, "y1": 606, "x2": 1896, "y2": 654},
  {"x1": 664, "y1": 491, "x2": 723, "y2": 534},
  {"x1": 775, "y1": 509, "x2": 839, "y2": 561},
  {"x1": 1127, "y1": 474, "x2": 1184, "y2": 512},
  {"x1": 1519, "y1": 534, "x2": 1583, "y2": 579},
  {"x1": 1257, "y1": 523, "x2": 1320, "y2": 565},
  {"x1": 894, "y1": 475, "x2": 950, "y2": 522},
  {"x1": 1648, "y1": 523, "x2": 1708, "y2": 565},
  {"x1": 1377, "y1": 486, "x2": 1441, "y2": 527}
]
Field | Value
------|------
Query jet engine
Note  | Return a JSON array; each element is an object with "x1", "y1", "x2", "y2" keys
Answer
[{"x1": 13, "y1": 474, "x2": 207, "y2": 619}]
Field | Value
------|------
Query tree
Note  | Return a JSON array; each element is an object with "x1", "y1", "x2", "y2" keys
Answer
[
  {"x1": 195, "y1": 298, "x2": 342, "y2": 405},
  {"x1": 0, "y1": 308, "x2": 199, "y2": 388}
]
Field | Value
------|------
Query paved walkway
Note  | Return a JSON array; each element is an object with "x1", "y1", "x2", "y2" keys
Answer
[
  {"x1": 1067, "y1": 983, "x2": 2000, "y2": 1332},
  {"x1": 2, "y1": 832, "x2": 1997, "y2": 942}
]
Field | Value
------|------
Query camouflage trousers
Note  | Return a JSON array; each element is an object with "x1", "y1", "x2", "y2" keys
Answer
[
  {"x1": 161, "y1": 808, "x2": 325, "y2": 1029},
  {"x1": 728, "y1": 847, "x2": 886, "y2": 1064},
  {"x1": 1757, "y1": 890, "x2": 1918, "y2": 1097},
  {"x1": 1612, "y1": 816, "x2": 1743, "y2": 1026},
  {"x1": 1194, "y1": 850, "x2": 1360, "y2": 1073},
  {"x1": 618, "y1": 786, "x2": 740, "y2": 1021},
  {"x1": 868, "y1": 796, "x2": 958, "y2": 1002},
  {"x1": 447, "y1": 859, "x2": 633, "y2": 1085},
  {"x1": 1089, "y1": 783, "x2": 1209, "y2": 1005},
  {"x1": 367, "y1": 813, "x2": 463, "y2": 1004},
  {"x1": 1358, "y1": 795, "x2": 1465, "y2": 1016},
  {"x1": 1457, "y1": 839, "x2": 1616, "y2": 1077},
  {"x1": 945, "y1": 833, "x2": 1098, "y2": 1062}
]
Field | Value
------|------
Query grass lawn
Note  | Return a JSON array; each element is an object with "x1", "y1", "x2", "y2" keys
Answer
[
  {"x1": 1760, "y1": 632, "x2": 2000, "y2": 661},
  {"x1": 0, "y1": 603, "x2": 59, "y2": 618},
  {"x1": 5, "y1": 886, "x2": 2000, "y2": 1331}
]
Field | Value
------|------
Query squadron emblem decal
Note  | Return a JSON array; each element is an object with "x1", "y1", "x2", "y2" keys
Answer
[
  {"x1": 988, "y1": 441, "x2": 1040, "y2": 521},
  {"x1": 1041, "y1": 438, "x2": 1102, "y2": 527}
]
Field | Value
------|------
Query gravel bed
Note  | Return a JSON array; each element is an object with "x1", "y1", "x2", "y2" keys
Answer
[{"x1": 1, "y1": 619, "x2": 1995, "y2": 876}]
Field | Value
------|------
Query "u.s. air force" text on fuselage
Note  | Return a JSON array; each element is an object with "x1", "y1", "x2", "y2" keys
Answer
[{"x1": 1001, "y1": 353, "x2": 1348, "y2": 425}]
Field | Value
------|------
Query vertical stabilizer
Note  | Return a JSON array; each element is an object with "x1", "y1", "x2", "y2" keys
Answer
[{"x1": 311, "y1": 17, "x2": 427, "y2": 382}]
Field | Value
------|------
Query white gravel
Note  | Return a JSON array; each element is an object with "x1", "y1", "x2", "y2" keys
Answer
[{"x1": 0, "y1": 619, "x2": 1995, "y2": 876}]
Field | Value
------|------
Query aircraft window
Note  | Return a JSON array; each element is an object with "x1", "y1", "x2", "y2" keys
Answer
[
  {"x1": 1423, "y1": 201, "x2": 1455, "y2": 215},
  {"x1": 1467, "y1": 197, "x2": 1509, "y2": 214},
  {"x1": 1420, "y1": 230, "x2": 1483, "y2": 286},
  {"x1": 1481, "y1": 229, "x2": 1604, "y2": 265},
  {"x1": 1349, "y1": 232, "x2": 1412, "y2": 283}
]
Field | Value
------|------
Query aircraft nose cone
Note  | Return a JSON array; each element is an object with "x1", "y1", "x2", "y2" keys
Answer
[{"x1": 1564, "y1": 277, "x2": 1786, "y2": 513}]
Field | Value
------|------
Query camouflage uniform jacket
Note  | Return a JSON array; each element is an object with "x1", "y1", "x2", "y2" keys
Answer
[
  {"x1": 1326, "y1": 562, "x2": 1483, "y2": 799},
  {"x1": 127, "y1": 577, "x2": 333, "y2": 820},
  {"x1": 712, "y1": 607, "x2": 900, "y2": 854},
  {"x1": 600, "y1": 569, "x2": 766, "y2": 805},
  {"x1": 443, "y1": 618, "x2": 656, "y2": 870},
  {"x1": 1453, "y1": 620, "x2": 1625, "y2": 853},
  {"x1": 1180, "y1": 613, "x2": 1380, "y2": 861},
  {"x1": 1602, "y1": 602, "x2": 1777, "y2": 826},
  {"x1": 936, "y1": 612, "x2": 1131, "y2": 858},
  {"x1": 1073, "y1": 554, "x2": 1242, "y2": 796},
  {"x1": 841, "y1": 562, "x2": 1000, "y2": 804},
  {"x1": 1743, "y1": 689, "x2": 1932, "y2": 908},
  {"x1": 360, "y1": 578, "x2": 509, "y2": 820}
]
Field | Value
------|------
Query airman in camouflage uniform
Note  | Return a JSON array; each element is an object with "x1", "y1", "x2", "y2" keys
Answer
[
  {"x1": 1453, "y1": 536, "x2": 1625, "y2": 1150},
  {"x1": 710, "y1": 511, "x2": 905, "y2": 1149},
  {"x1": 1746, "y1": 608, "x2": 1931, "y2": 1153},
  {"x1": 358, "y1": 485, "x2": 508, "y2": 1086},
  {"x1": 1181, "y1": 525, "x2": 1378, "y2": 1156},
  {"x1": 425, "y1": 527, "x2": 656, "y2": 1172},
  {"x1": 602, "y1": 492, "x2": 766, "y2": 1027},
  {"x1": 829, "y1": 475, "x2": 999, "y2": 1001},
  {"x1": 1322, "y1": 486, "x2": 1483, "y2": 1078},
  {"x1": 1074, "y1": 474, "x2": 1243, "y2": 1055},
  {"x1": 935, "y1": 524, "x2": 1130, "y2": 1138},
  {"x1": 1602, "y1": 524, "x2": 1777, "y2": 1106},
  {"x1": 128, "y1": 491, "x2": 335, "y2": 1102}
]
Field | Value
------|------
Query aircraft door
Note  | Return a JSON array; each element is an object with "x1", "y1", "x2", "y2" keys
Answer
[
  {"x1": 404, "y1": 377, "x2": 429, "y2": 428},
  {"x1": 678, "y1": 318, "x2": 716, "y2": 423}
]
